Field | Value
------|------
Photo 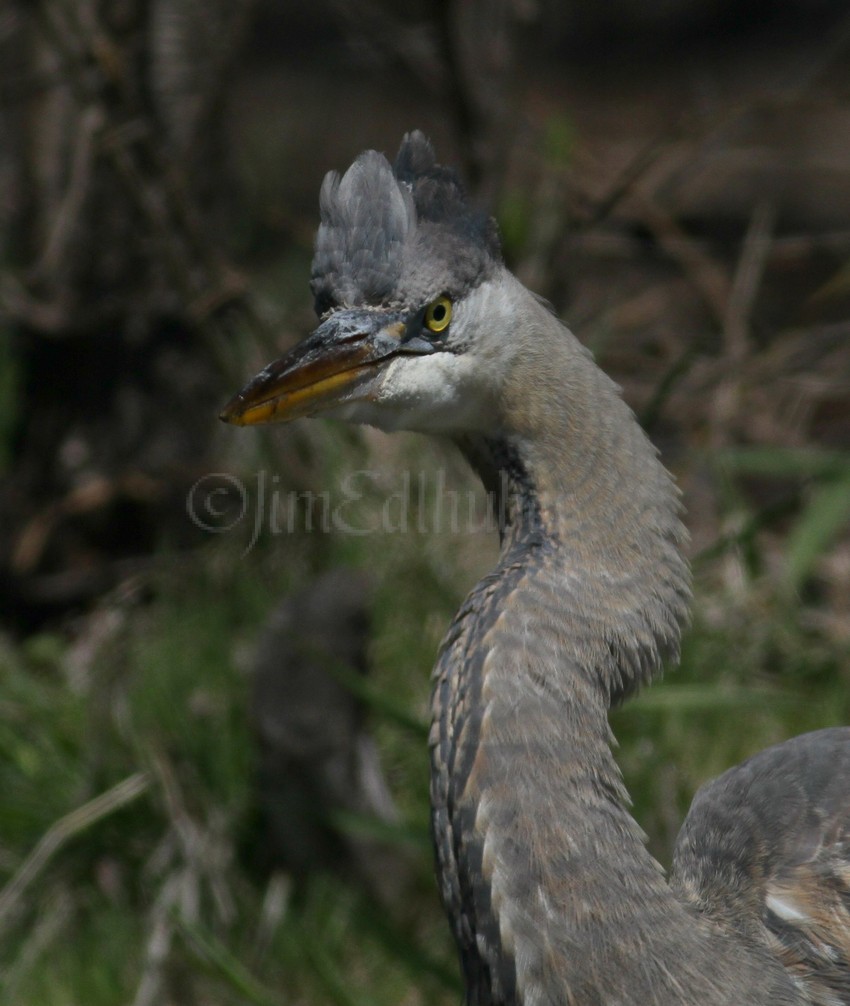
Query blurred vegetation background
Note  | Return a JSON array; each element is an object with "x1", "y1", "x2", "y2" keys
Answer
[{"x1": 1, "y1": 1, "x2": 849, "y2": 1003}]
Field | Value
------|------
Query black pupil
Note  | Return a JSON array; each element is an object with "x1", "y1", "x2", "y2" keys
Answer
[{"x1": 433, "y1": 304, "x2": 445, "y2": 322}]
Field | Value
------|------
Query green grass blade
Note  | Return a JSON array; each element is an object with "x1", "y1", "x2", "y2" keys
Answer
[
  {"x1": 627, "y1": 684, "x2": 789, "y2": 713},
  {"x1": 326, "y1": 808, "x2": 431, "y2": 851},
  {"x1": 717, "y1": 446, "x2": 850, "y2": 479},
  {"x1": 352, "y1": 895, "x2": 463, "y2": 994},
  {"x1": 175, "y1": 916, "x2": 283, "y2": 1006},
  {"x1": 300, "y1": 936, "x2": 374, "y2": 1006},
  {"x1": 323, "y1": 660, "x2": 429, "y2": 739},
  {"x1": 786, "y1": 470, "x2": 850, "y2": 589},
  {"x1": 0, "y1": 773, "x2": 149, "y2": 933}
]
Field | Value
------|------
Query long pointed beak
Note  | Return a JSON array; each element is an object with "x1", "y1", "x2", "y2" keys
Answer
[{"x1": 220, "y1": 309, "x2": 432, "y2": 426}]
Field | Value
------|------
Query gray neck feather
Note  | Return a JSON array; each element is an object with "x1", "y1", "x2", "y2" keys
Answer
[
  {"x1": 431, "y1": 295, "x2": 795, "y2": 1004},
  {"x1": 465, "y1": 296, "x2": 691, "y2": 703}
]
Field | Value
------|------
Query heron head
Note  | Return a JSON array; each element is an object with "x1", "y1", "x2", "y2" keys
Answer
[{"x1": 220, "y1": 132, "x2": 520, "y2": 436}]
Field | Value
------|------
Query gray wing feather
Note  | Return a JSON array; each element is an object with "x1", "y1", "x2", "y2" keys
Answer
[{"x1": 672, "y1": 727, "x2": 850, "y2": 1005}]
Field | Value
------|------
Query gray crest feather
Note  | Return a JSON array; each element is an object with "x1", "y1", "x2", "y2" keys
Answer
[
  {"x1": 310, "y1": 131, "x2": 501, "y2": 314},
  {"x1": 312, "y1": 151, "x2": 416, "y2": 311}
]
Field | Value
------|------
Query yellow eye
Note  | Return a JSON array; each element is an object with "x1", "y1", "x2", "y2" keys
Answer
[{"x1": 424, "y1": 296, "x2": 452, "y2": 333}]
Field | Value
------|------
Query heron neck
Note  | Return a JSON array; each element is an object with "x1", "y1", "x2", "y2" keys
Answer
[
  {"x1": 463, "y1": 312, "x2": 691, "y2": 705},
  {"x1": 432, "y1": 316, "x2": 708, "y2": 1002}
]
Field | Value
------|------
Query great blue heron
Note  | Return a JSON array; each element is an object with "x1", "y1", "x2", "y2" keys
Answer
[{"x1": 221, "y1": 132, "x2": 850, "y2": 1005}]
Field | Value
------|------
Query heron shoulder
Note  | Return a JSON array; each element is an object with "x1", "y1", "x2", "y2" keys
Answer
[{"x1": 671, "y1": 727, "x2": 850, "y2": 1003}]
